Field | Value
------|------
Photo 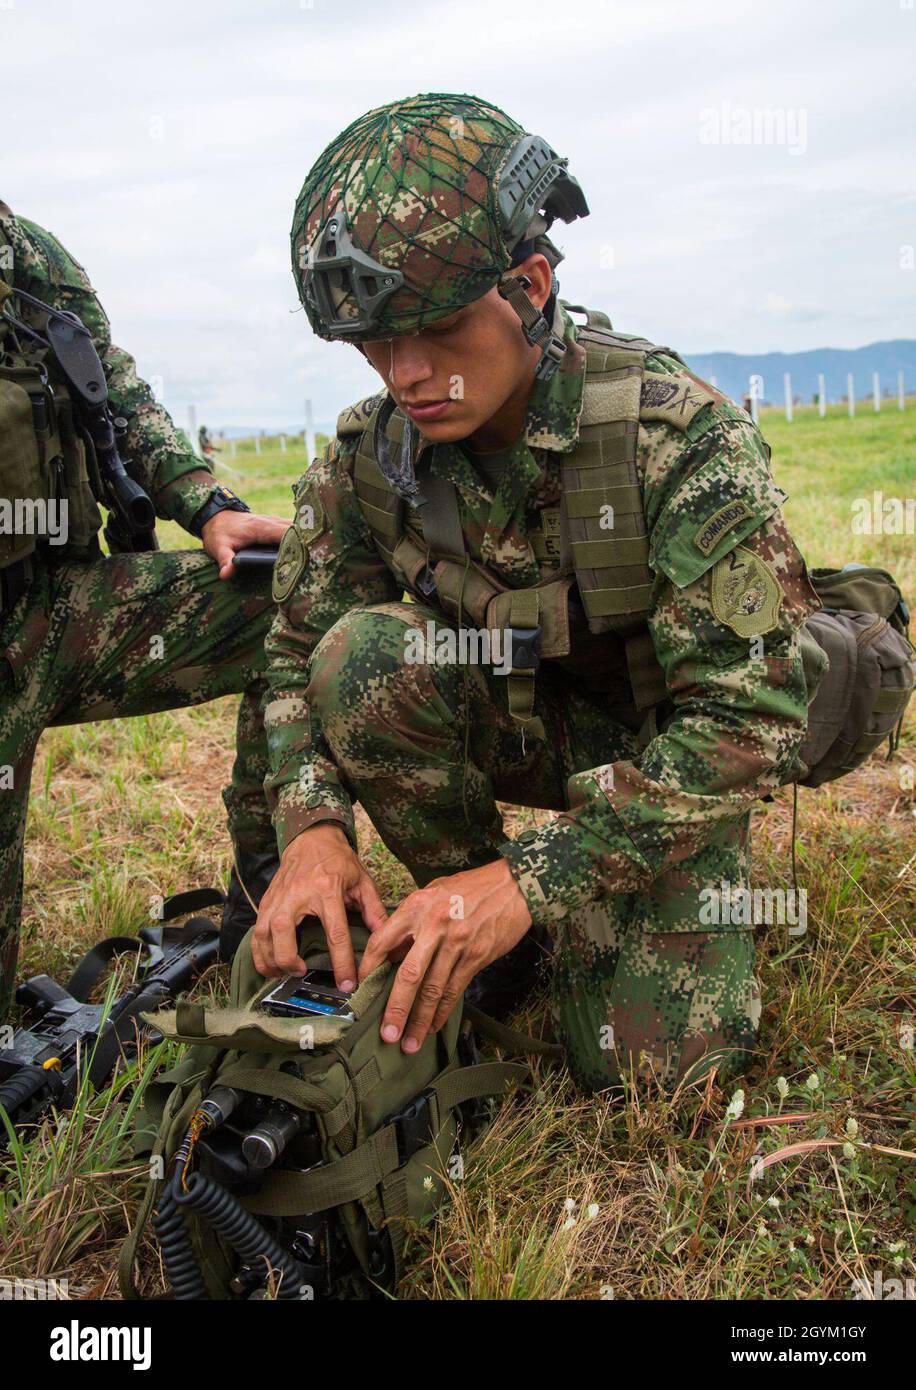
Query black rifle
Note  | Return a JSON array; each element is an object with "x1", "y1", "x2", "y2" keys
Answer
[
  {"x1": 0, "y1": 889, "x2": 223, "y2": 1144},
  {"x1": 2, "y1": 289, "x2": 157, "y2": 552}
]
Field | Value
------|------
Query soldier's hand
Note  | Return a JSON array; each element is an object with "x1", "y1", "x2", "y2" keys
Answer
[
  {"x1": 201, "y1": 510, "x2": 289, "y2": 579},
  {"x1": 357, "y1": 859, "x2": 533, "y2": 1054},
  {"x1": 251, "y1": 824, "x2": 388, "y2": 987}
]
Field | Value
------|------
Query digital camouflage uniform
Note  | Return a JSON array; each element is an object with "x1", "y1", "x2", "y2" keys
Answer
[
  {"x1": 0, "y1": 202, "x2": 276, "y2": 1015},
  {"x1": 264, "y1": 94, "x2": 819, "y2": 1093}
]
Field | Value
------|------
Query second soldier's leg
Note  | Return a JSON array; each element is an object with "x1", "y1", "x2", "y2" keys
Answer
[{"x1": 49, "y1": 549, "x2": 278, "y2": 947}]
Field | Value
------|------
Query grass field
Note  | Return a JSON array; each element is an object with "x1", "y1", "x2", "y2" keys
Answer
[{"x1": 1, "y1": 403, "x2": 914, "y2": 1301}]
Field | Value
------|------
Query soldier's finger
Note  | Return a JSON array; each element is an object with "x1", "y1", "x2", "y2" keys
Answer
[
  {"x1": 355, "y1": 871, "x2": 389, "y2": 933},
  {"x1": 318, "y1": 890, "x2": 357, "y2": 992},
  {"x1": 358, "y1": 899, "x2": 419, "y2": 979},
  {"x1": 401, "y1": 944, "x2": 459, "y2": 1053},
  {"x1": 379, "y1": 930, "x2": 442, "y2": 1046},
  {"x1": 252, "y1": 909, "x2": 279, "y2": 977},
  {"x1": 268, "y1": 907, "x2": 307, "y2": 975}
]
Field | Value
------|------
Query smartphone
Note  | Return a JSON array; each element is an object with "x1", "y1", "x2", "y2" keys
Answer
[
  {"x1": 232, "y1": 544, "x2": 280, "y2": 571},
  {"x1": 260, "y1": 969, "x2": 354, "y2": 1021}
]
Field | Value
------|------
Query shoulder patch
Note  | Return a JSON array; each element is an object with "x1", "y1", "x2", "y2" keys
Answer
[
  {"x1": 272, "y1": 525, "x2": 306, "y2": 603},
  {"x1": 337, "y1": 391, "x2": 386, "y2": 438},
  {"x1": 711, "y1": 545, "x2": 783, "y2": 637},
  {"x1": 695, "y1": 500, "x2": 753, "y2": 556},
  {"x1": 639, "y1": 371, "x2": 719, "y2": 430}
]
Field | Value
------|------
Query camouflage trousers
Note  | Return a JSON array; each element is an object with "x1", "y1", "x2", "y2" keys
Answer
[
  {"x1": 0, "y1": 549, "x2": 276, "y2": 1017},
  {"x1": 307, "y1": 602, "x2": 762, "y2": 1093}
]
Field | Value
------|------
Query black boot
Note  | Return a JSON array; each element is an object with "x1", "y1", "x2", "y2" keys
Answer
[
  {"x1": 464, "y1": 924, "x2": 552, "y2": 1021},
  {"x1": 220, "y1": 847, "x2": 280, "y2": 962}
]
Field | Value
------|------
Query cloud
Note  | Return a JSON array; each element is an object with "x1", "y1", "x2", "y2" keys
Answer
[{"x1": 2, "y1": 0, "x2": 913, "y2": 428}]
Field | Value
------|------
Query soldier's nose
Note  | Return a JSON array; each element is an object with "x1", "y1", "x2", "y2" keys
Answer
[{"x1": 387, "y1": 337, "x2": 435, "y2": 394}]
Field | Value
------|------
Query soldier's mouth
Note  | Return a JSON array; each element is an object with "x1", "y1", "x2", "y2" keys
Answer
[{"x1": 403, "y1": 399, "x2": 452, "y2": 422}]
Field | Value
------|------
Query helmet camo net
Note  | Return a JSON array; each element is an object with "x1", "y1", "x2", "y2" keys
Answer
[{"x1": 291, "y1": 92, "x2": 565, "y2": 342}]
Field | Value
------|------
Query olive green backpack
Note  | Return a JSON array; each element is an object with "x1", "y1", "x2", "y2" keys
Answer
[
  {"x1": 793, "y1": 564, "x2": 914, "y2": 788},
  {"x1": 119, "y1": 915, "x2": 546, "y2": 1301}
]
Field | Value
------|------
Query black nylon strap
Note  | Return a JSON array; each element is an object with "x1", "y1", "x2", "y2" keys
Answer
[{"x1": 66, "y1": 936, "x2": 142, "y2": 1002}]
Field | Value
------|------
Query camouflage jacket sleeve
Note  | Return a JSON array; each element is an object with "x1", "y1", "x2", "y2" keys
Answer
[
  {"x1": 264, "y1": 434, "x2": 401, "y2": 854},
  {"x1": 11, "y1": 214, "x2": 215, "y2": 532},
  {"x1": 500, "y1": 377, "x2": 821, "y2": 927}
]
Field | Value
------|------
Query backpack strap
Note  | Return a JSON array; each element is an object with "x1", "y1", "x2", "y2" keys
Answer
[{"x1": 239, "y1": 1058, "x2": 531, "y2": 1219}]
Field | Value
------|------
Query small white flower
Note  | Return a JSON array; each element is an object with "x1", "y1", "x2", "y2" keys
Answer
[
  {"x1": 842, "y1": 1142, "x2": 856, "y2": 1160},
  {"x1": 586, "y1": 1203, "x2": 600, "y2": 1220},
  {"x1": 766, "y1": 1196, "x2": 781, "y2": 1210},
  {"x1": 562, "y1": 1216, "x2": 576, "y2": 1231},
  {"x1": 725, "y1": 1088, "x2": 746, "y2": 1120},
  {"x1": 887, "y1": 1240, "x2": 905, "y2": 1253},
  {"x1": 776, "y1": 1077, "x2": 790, "y2": 1099},
  {"x1": 757, "y1": 1223, "x2": 768, "y2": 1238},
  {"x1": 805, "y1": 1072, "x2": 820, "y2": 1093},
  {"x1": 845, "y1": 1117, "x2": 859, "y2": 1140},
  {"x1": 564, "y1": 1197, "x2": 576, "y2": 1213},
  {"x1": 788, "y1": 1241, "x2": 796, "y2": 1253},
  {"x1": 422, "y1": 1176, "x2": 435, "y2": 1193},
  {"x1": 805, "y1": 1232, "x2": 815, "y2": 1247}
]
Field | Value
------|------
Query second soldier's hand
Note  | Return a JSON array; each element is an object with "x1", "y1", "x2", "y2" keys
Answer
[
  {"x1": 357, "y1": 860, "x2": 533, "y2": 1055},
  {"x1": 201, "y1": 510, "x2": 290, "y2": 579},
  {"x1": 251, "y1": 823, "x2": 389, "y2": 988}
]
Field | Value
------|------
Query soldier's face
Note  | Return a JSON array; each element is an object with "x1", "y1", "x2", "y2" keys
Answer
[{"x1": 360, "y1": 254, "x2": 552, "y2": 446}]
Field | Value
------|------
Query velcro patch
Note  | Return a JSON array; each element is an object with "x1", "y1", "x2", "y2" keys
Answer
[
  {"x1": 336, "y1": 392, "x2": 385, "y2": 438},
  {"x1": 695, "y1": 500, "x2": 753, "y2": 556},
  {"x1": 711, "y1": 545, "x2": 783, "y2": 638},
  {"x1": 639, "y1": 371, "x2": 717, "y2": 430}
]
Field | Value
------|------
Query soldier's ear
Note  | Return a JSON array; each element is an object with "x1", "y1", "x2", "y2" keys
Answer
[{"x1": 513, "y1": 252, "x2": 553, "y2": 310}]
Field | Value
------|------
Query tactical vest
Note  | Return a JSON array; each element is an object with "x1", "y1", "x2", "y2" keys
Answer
[
  {"x1": 0, "y1": 211, "x2": 104, "y2": 579},
  {"x1": 347, "y1": 314, "x2": 707, "y2": 735}
]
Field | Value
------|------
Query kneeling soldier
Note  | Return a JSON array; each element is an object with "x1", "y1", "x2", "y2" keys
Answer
[{"x1": 254, "y1": 93, "x2": 819, "y2": 1093}]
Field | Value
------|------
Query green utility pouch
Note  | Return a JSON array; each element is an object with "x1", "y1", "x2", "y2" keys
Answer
[
  {"x1": 119, "y1": 916, "x2": 538, "y2": 1301},
  {"x1": 791, "y1": 565, "x2": 914, "y2": 788}
]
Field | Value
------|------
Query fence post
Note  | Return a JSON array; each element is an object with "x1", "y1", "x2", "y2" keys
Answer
[
  {"x1": 873, "y1": 371, "x2": 881, "y2": 412},
  {"x1": 748, "y1": 375, "x2": 762, "y2": 425},
  {"x1": 230, "y1": 438, "x2": 237, "y2": 460},
  {"x1": 188, "y1": 404, "x2": 200, "y2": 457},
  {"x1": 898, "y1": 369, "x2": 905, "y2": 411},
  {"x1": 254, "y1": 434, "x2": 261, "y2": 456},
  {"x1": 818, "y1": 373, "x2": 826, "y2": 418},
  {"x1": 784, "y1": 372, "x2": 793, "y2": 422},
  {"x1": 304, "y1": 398, "x2": 317, "y2": 463},
  {"x1": 847, "y1": 373, "x2": 855, "y2": 417},
  {"x1": 280, "y1": 434, "x2": 287, "y2": 453}
]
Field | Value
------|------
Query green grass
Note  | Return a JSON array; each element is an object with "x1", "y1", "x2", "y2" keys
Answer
[{"x1": 2, "y1": 408, "x2": 914, "y2": 1300}]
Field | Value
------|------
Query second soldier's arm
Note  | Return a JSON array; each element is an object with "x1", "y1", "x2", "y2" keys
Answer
[{"x1": 15, "y1": 216, "x2": 217, "y2": 530}]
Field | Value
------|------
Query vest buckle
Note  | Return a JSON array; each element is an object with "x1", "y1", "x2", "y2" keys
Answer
[
  {"x1": 502, "y1": 625, "x2": 541, "y2": 675},
  {"x1": 414, "y1": 565, "x2": 437, "y2": 598}
]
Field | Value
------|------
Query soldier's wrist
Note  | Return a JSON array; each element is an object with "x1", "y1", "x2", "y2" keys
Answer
[{"x1": 156, "y1": 470, "x2": 218, "y2": 532}]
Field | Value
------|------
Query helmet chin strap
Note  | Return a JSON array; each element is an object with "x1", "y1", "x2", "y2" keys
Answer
[
  {"x1": 497, "y1": 270, "x2": 566, "y2": 381},
  {"x1": 373, "y1": 393, "x2": 422, "y2": 507}
]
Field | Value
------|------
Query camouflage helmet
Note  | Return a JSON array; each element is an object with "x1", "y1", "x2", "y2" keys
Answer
[{"x1": 290, "y1": 92, "x2": 588, "y2": 378}]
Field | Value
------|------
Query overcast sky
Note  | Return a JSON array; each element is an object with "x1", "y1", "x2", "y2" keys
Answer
[{"x1": 3, "y1": 0, "x2": 914, "y2": 431}]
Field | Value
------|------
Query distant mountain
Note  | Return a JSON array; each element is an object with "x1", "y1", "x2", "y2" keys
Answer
[{"x1": 681, "y1": 340, "x2": 916, "y2": 405}]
